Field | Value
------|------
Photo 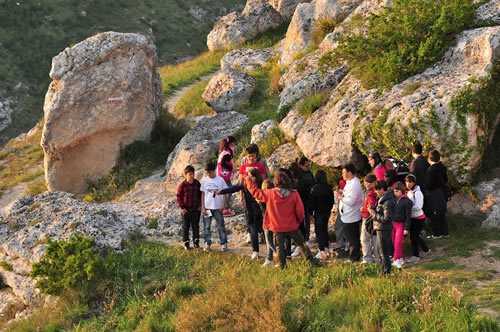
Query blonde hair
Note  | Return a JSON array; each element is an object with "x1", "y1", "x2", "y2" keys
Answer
[{"x1": 262, "y1": 179, "x2": 274, "y2": 190}]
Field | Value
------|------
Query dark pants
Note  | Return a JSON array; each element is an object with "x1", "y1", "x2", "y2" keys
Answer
[
  {"x1": 275, "y1": 229, "x2": 314, "y2": 269},
  {"x1": 410, "y1": 218, "x2": 429, "y2": 256},
  {"x1": 285, "y1": 235, "x2": 292, "y2": 257},
  {"x1": 430, "y1": 213, "x2": 448, "y2": 237},
  {"x1": 314, "y1": 212, "x2": 331, "y2": 251},
  {"x1": 342, "y1": 220, "x2": 361, "y2": 262},
  {"x1": 304, "y1": 210, "x2": 311, "y2": 241},
  {"x1": 182, "y1": 210, "x2": 201, "y2": 247},
  {"x1": 376, "y1": 230, "x2": 392, "y2": 275},
  {"x1": 249, "y1": 222, "x2": 261, "y2": 252}
]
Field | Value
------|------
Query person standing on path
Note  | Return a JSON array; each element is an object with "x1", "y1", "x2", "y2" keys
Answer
[
  {"x1": 217, "y1": 136, "x2": 237, "y2": 217},
  {"x1": 176, "y1": 165, "x2": 202, "y2": 250},
  {"x1": 425, "y1": 150, "x2": 449, "y2": 239}
]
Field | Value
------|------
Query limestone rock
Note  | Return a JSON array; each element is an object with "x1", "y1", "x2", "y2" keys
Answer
[
  {"x1": 221, "y1": 48, "x2": 275, "y2": 72},
  {"x1": 268, "y1": 0, "x2": 312, "y2": 18},
  {"x1": 164, "y1": 112, "x2": 248, "y2": 194},
  {"x1": 279, "y1": 105, "x2": 305, "y2": 140},
  {"x1": 267, "y1": 143, "x2": 301, "y2": 172},
  {"x1": 475, "y1": 0, "x2": 500, "y2": 24},
  {"x1": 202, "y1": 70, "x2": 256, "y2": 112},
  {"x1": 207, "y1": 1, "x2": 282, "y2": 51},
  {"x1": 41, "y1": 32, "x2": 162, "y2": 194},
  {"x1": 479, "y1": 178, "x2": 500, "y2": 228},
  {"x1": 280, "y1": 0, "x2": 344, "y2": 65},
  {"x1": 251, "y1": 120, "x2": 276, "y2": 143},
  {"x1": 0, "y1": 97, "x2": 14, "y2": 132}
]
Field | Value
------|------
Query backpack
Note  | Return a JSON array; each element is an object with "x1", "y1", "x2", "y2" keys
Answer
[{"x1": 383, "y1": 158, "x2": 410, "y2": 182}]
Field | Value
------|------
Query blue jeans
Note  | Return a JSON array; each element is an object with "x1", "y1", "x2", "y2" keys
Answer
[
  {"x1": 224, "y1": 180, "x2": 232, "y2": 209},
  {"x1": 264, "y1": 229, "x2": 276, "y2": 261},
  {"x1": 203, "y1": 209, "x2": 227, "y2": 245}
]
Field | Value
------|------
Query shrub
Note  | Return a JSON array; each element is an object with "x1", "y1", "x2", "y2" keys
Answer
[
  {"x1": 30, "y1": 234, "x2": 103, "y2": 296},
  {"x1": 297, "y1": 91, "x2": 330, "y2": 118},
  {"x1": 322, "y1": 0, "x2": 476, "y2": 89},
  {"x1": 311, "y1": 17, "x2": 343, "y2": 46},
  {"x1": 147, "y1": 217, "x2": 159, "y2": 229},
  {"x1": 0, "y1": 261, "x2": 13, "y2": 271}
]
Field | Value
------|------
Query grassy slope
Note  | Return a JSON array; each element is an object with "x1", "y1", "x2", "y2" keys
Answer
[{"x1": 0, "y1": 0, "x2": 245, "y2": 145}]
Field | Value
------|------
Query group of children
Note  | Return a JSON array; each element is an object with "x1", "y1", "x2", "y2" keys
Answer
[{"x1": 176, "y1": 137, "x2": 448, "y2": 274}]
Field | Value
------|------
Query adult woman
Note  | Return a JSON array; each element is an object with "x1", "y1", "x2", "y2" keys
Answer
[{"x1": 369, "y1": 152, "x2": 388, "y2": 180}]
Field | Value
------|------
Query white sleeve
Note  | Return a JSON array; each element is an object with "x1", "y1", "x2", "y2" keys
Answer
[
  {"x1": 342, "y1": 181, "x2": 361, "y2": 207},
  {"x1": 413, "y1": 190, "x2": 424, "y2": 210}
]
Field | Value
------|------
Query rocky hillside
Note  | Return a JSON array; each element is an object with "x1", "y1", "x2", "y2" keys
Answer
[{"x1": 0, "y1": 0, "x2": 245, "y2": 146}]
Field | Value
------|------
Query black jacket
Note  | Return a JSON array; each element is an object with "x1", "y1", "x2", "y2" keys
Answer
[
  {"x1": 393, "y1": 196, "x2": 412, "y2": 230},
  {"x1": 372, "y1": 190, "x2": 396, "y2": 231},
  {"x1": 425, "y1": 162, "x2": 448, "y2": 215},
  {"x1": 298, "y1": 170, "x2": 315, "y2": 204},
  {"x1": 308, "y1": 183, "x2": 335, "y2": 215},
  {"x1": 410, "y1": 156, "x2": 429, "y2": 190}
]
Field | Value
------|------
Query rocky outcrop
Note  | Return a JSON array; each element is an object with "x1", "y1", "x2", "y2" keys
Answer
[
  {"x1": 164, "y1": 112, "x2": 248, "y2": 194},
  {"x1": 475, "y1": 0, "x2": 500, "y2": 24},
  {"x1": 207, "y1": 1, "x2": 282, "y2": 51},
  {"x1": 280, "y1": 0, "x2": 344, "y2": 65},
  {"x1": 251, "y1": 120, "x2": 276, "y2": 143},
  {"x1": 202, "y1": 70, "x2": 257, "y2": 112},
  {"x1": 279, "y1": 106, "x2": 305, "y2": 140},
  {"x1": 268, "y1": 0, "x2": 312, "y2": 18},
  {"x1": 41, "y1": 32, "x2": 162, "y2": 194},
  {"x1": 0, "y1": 97, "x2": 14, "y2": 132},
  {"x1": 266, "y1": 143, "x2": 300, "y2": 172},
  {"x1": 221, "y1": 48, "x2": 275, "y2": 72}
]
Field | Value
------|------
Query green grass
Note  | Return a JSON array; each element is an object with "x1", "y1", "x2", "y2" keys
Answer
[
  {"x1": 172, "y1": 79, "x2": 214, "y2": 116},
  {"x1": 296, "y1": 91, "x2": 330, "y2": 118},
  {"x1": 3, "y1": 241, "x2": 498, "y2": 331},
  {"x1": 0, "y1": 261, "x2": 13, "y2": 272}
]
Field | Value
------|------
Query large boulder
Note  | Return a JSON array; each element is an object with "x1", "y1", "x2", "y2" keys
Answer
[
  {"x1": 202, "y1": 69, "x2": 257, "y2": 112},
  {"x1": 268, "y1": 0, "x2": 312, "y2": 18},
  {"x1": 279, "y1": 105, "x2": 305, "y2": 140},
  {"x1": 280, "y1": 0, "x2": 344, "y2": 65},
  {"x1": 164, "y1": 112, "x2": 249, "y2": 194},
  {"x1": 266, "y1": 143, "x2": 301, "y2": 173},
  {"x1": 251, "y1": 119, "x2": 276, "y2": 143},
  {"x1": 221, "y1": 48, "x2": 275, "y2": 72},
  {"x1": 207, "y1": 1, "x2": 282, "y2": 51},
  {"x1": 41, "y1": 32, "x2": 162, "y2": 194},
  {"x1": 0, "y1": 97, "x2": 14, "y2": 132},
  {"x1": 475, "y1": 0, "x2": 499, "y2": 24}
]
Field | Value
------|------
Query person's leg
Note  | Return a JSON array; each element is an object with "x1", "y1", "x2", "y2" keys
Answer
[
  {"x1": 289, "y1": 229, "x2": 314, "y2": 261},
  {"x1": 274, "y1": 232, "x2": 287, "y2": 269},
  {"x1": 430, "y1": 213, "x2": 441, "y2": 237},
  {"x1": 212, "y1": 209, "x2": 227, "y2": 245},
  {"x1": 191, "y1": 210, "x2": 201, "y2": 248},
  {"x1": 315, "y1": 213, "x2": 329, "y2": 251},
  {"x1": 393, "y1": 222, "x2": 404, "y2": 261},
  {"x1": 264, "y1": 229, "x2": 275, "y2": 261},
  {"x1": 298, "y1": 221, "x2": 306, "y2": 237},
  {"x1": 304, "y1": 210, "x2": 311, "y2": 242},
  {"x1": 224, "y1": 180, "x2": 232, "y2": 210},
  {"x1": 343, "y1": 220, "x2": 361, "y2": 262},
  {"x1": 203, "y1": 215, "x2": 212, "y2": 246},
  {"x1": 182, "y1": 211, "x2": 191, "y2": 248},
  {"x1": 410, "y1": 218, "x2": 420, "y2": 257},
  {"x1": 440, "y1": 213, "x2": 449, "y2": 236},
  {"x1": 285, "y1": 235, "x2": 292, "y2": 257},
  {"x1": 360, "y1": 220, "x2": 374, "y2": 262},
  {"x1": 377, "y1": 230, "x2": 392, "y2": 275},
  {"x1": 249, "y1": 222, "x2": 259, "y2": 252},
  {"x1": 334, "y1": 214, "x2": 345, "y2": 249},
  {"x1": 371, "y1": 234, "x2": 380, "y2": 262}
]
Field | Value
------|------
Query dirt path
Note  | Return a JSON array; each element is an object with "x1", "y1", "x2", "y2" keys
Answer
[
  {"x1": 0, "y1": 182, "x2": 28, "y2": 215},
  {"x1": 163, "y1": 72, "x2": 218, "y2": 113}
]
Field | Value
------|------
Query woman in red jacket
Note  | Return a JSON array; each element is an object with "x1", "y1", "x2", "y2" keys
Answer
[{"x1": 245, "y1": 171, "x2": 318, "y2": 269}]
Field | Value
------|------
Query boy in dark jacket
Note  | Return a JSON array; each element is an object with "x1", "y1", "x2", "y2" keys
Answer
[
  {"x1": 176, "y1": 165, "x2": 202, "y2": 250},
  {"x1": 425, "y1": 150, "x2": 449, "y2": 238},
  {"x1": 368, "y1": 180, "x2": 396, "y2": 276},
  {"x1": 391, "y1": 181, "x2": 413, "y2": 268}
]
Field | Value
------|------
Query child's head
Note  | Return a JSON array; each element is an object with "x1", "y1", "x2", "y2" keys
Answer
[
  {"x1": 405, "y1": 174, "x2": 416, "y2": 190},
  {"x1": 315, "y1": 170, "x2": 327, "y2": 184},
  {"x1": 248, "y1": 168, "x2": 263, "y2": 188},
  {"x1": 298, "y1": 156, "x2": 310, "y2": 172},
  {"x1": 363, "y1": 174, "x2": 377, "y2": 190},
  {"x1": 274, "y1": 171, "x2": 291, "y2": 189},
  {"x1": 245, "y1": 144, "x2": 259, "y2": 164},
  {"x1": 262, "y1": 179, "x2": 274, "y2": 190},
  {"x1": 384, "y1": 169, "x2": 397, "y2": 187},
  {"x1": 412, "y1": 142, "x2": 423, "y2": 157},
  {"x1": 428, "y1": 149, "x2": 440, "y2": 164},
  {"x1": 393, "y1": 181, "x2": 406, "y2": 198},
  {"x1": 183, "y1": 165, "x2": 195, "y2": 182},
  {"x1": 374, "y1": 179, "x2": 388, "y2": 196},
  {"x1": 204, "y1": 162, "x2": 216, "y2": 178},
  {"x1": 219, "y1": 136, "x2": 236, "y2": 154}
]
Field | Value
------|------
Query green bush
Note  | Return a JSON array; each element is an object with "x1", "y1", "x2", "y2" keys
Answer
[
  {"x1": 321, "y1": 0, "x2": 476, "y2": 89},
  {"x1": 297, "y1": 92, "x2": 330, "y2": 118},
  {"x1": 30, "y1": 234, "x2": 103, "y2": 296},
  {"x1": 0, "y1": 261, "x2": 13, "y2": 271}
]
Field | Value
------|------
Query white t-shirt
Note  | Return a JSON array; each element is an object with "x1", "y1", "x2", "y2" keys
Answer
[
  {"x1": 200, "y1": 175, "x2": 228, "y2": 210},
  {"x1": 339, "y1": 177, "x2": 363, "y2": 223}
]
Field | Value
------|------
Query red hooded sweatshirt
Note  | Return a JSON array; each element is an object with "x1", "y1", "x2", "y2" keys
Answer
[{"x1": 245, "y1": 177, "x2": 304, "y2": 232}]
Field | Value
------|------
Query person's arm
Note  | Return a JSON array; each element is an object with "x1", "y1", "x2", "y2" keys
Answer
[
  {"x1": 295, "y1": 192, "x2": 305, "y2": 223},
  {"x1": 201, "y1": 191, "x2": 207, "y2": 216},
  {"x1": 218, "y1": 183, "x2": 244, "y2": 195},
  {"x1": 220, "y1": 154, "x2": 233, "y2": 171},
  {"x1": 244, "y1": 177, "x2": 269, "y2": 203},
  {"x1": 404, "y1": 199, "x2": 412, "y2": 230},
  {"x1": 372, "y1": 200, "x2": 394, "y2": 224},
  {"x1": 413, "y1": 190, "x2": 424, "y2": 211},
  {"x1": 307, "y1": 187, "x2": 316, "y2": 214}
]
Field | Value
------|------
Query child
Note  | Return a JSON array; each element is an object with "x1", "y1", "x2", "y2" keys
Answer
[
  {"x1": 308, "y1": 170, "x2": 334, "y2": 260},
  {"x1": 360, "y1": 174, "x2": 379, "y2": 263},
  {"x1": 239, "y1": 143, "x2": 271, "y2": 178},
  {"x1": 217, "y1": 168, "x2": 264, "y2": 260},
  {"x1": 391, "y1": 181, "x2": 412, "y2": 268},
  {"x1": 217, "y1": 136, "x2": 237, "y2": 217},
  {"x1": 200, "y1": 162, "x2": 228, "y2": 251},
  {"x1": 245, "y1": 171, "x2": 319, "y2": 269},
  {"x1": 405, "y1": 174, "x2": 430, "y2": 262},
  {"x1": 176, "y1": 165, "x2": 202, "y2": 250},
  {"x1": 368, "y1": 180, "x2": 396, "y2": 276},
  {"x1": 261, "y1": 179, "x2": 276, "y2": 267}
]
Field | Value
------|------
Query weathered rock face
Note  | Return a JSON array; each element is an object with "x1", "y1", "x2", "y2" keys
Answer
[
  {"x1": 266, "y1": 142, "x2": 301, "y2": 172},
  {"x1": 164, "y1": 112, "x2": 248, "y2": 194},
  {"x1": 280, "y1": 0, "x2": 344, "y2": 65},
  {"x1": 251, "y1": 119, "x2": 276, "y2": 143},
  {"x1": 0, "y1": 97, "x2": 14, "y2": 132},
  {"x1": 221, "y1": 48, "x2": 275, "y2": 72},
  {"x1": 475, "y1": 0, "x2": 499, "y2": 24},
  {"x1": 279, "y1": 106, "x2": 305, "y2": 140},
  {"x1": 202, "y1": 70, "x2": 257, "y2": 112},
  {"x1": 207, "y1": 1, "x2": 282, "y2": 51},
  {"x1": 268, "y1": 0, "x2": 312, "y2": 18},
  {"x1": 41, "y1": 32, "x2": 162, "y2": 194}
]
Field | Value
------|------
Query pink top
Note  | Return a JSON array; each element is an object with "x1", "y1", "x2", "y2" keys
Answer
[
  {"x1": 217, "y1": 149, "x2": 234, "y2": 181},
  {"x1": 373, "y1": 163, "x2": 387, "y2": 180}
]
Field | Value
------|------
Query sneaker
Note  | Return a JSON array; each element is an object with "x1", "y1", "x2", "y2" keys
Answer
[
  {"x1": 204, "y1": 243, "x2": 211, "y2": 251},
  {"x1": 407, "y1": 256, "x2": 420, "y2": 263},
  {"x1": 251, "y1": 251, "x2": 258, "y2": 260},
  {"x1": 222, "y1": 244, "x2": 228, "y2": 252},
  {"x1": 305, "y1": 240, "x2": 313, "y2": 247},
  {"x1": 393, "y1": 259, "x2": 404, "y2": 269},
  {"x1": 441, "y1": 234, "x2": 449, "y2": 238},
  {"x1": 246, "y1": 233, "x2": 251, "y2": 244},
  {"x1": 291, "y1": 247, "x2": 302, "y2": 257},
  {"x1": 194, "y1": 243, "x2": 200, "y2": 249},
  {"x1": 315, "y1": 251, "x2": 327, "y2": 260},
  {"x1": 309, "y1": 258, "x2": 322, "y2": 267},
  {"x1": 262, "y1": 259, "x2": 273, "y2": 267},
  {"x1": 419, "y1": 249, "x2": 431, "y2": 258},
  {"x1": 426, "y1": 235, "x2": 442, "y2": 239},
  {"x1": 184, "y1": 245, "x2": 190, "y2": 251},
  {"x1": 361, "y1": 260, "x2": 371, "y2": 264},
  {"x1": 223, "y1": 209, "x2": 235, "y2": 217}
]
